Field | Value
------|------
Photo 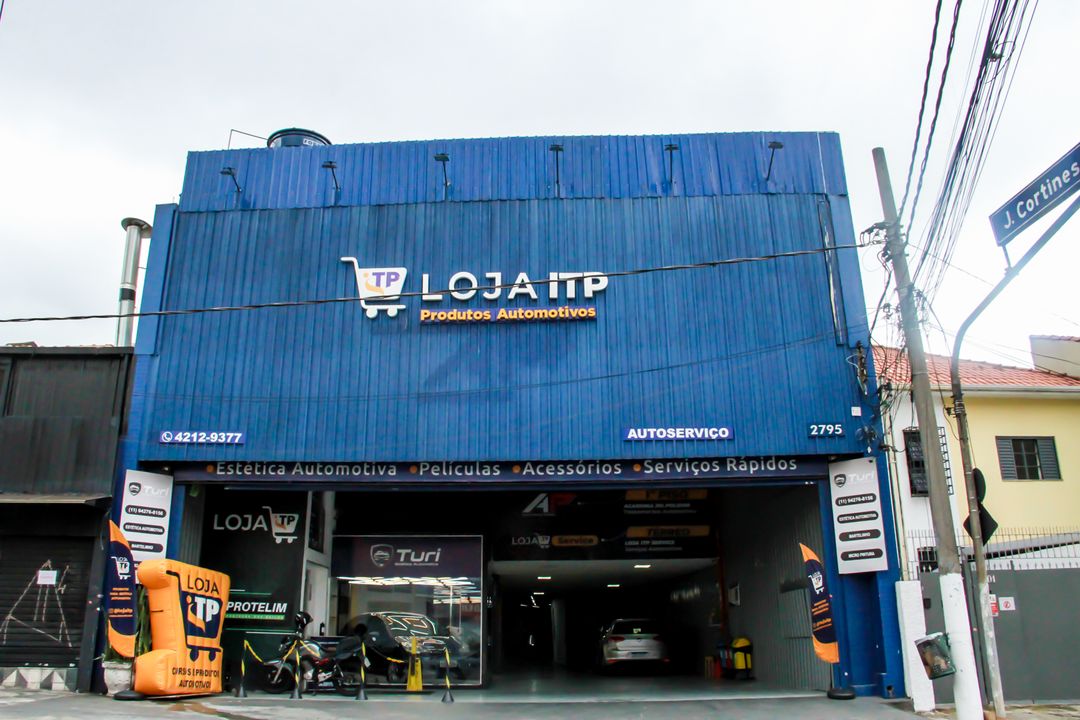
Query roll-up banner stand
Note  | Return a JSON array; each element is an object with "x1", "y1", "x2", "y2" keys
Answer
[
  {"x1": 828, "y1": 458, "x2": 888, "y2": 574},
  {"x1": 119, "y1": 470, "x2": 174, "y2": 564}
]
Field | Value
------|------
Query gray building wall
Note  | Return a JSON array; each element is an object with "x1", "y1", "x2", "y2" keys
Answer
[
  {"x1": 719, "y1": 485, "x2": 831, "y2": 690},
  {"x1": 0, "y1": 349, "x2": 131, "y2": 495}
]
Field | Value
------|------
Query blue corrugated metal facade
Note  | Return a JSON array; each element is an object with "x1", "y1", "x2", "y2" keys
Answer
[
  {"x1": 128, "y1": 131, "x2": 903, "y2": 697},
  {"x1": 135, "y1": 132, "x2": 871, "y2": 463}
]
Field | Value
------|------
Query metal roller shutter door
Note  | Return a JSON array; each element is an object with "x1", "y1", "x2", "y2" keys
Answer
[{"x1": 0, "y1": 537, "x2": 92, "y2": 666}]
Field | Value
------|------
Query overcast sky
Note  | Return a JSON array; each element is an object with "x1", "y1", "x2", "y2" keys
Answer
[{"x1": 0, "y1": 1, "x2": 1076, "y2": 368}]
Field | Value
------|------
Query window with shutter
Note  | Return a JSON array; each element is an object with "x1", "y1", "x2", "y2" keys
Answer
[
  {"x1": 1037, "y1": 437, "x2": 1061, "y2": 480},
  {"x1": 903, "y1": 427, "x2": 953, "y2": 495},
  {"x1": 904, "y1": 428, "x2": 928, "y2": 496},
  {"x1": 996, "y1": 436, "x2": 1061, "y2": 481}
]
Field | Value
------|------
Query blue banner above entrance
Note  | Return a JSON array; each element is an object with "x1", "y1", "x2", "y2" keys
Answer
[{"x1": 173, "y1": 456, "x2": 826, "y2": 485}]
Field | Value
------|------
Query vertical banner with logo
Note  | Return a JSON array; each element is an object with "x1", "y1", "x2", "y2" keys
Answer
[
  {"x1": 106, "y1": 520, "x2": 137, "y2": 657},
  {"x1": 828, "y1": 457, "x2": 888, "y2": 574},
  {"x1": 119, "y1": 470, "x2": 174, "y2": 562},
  {"x1": 799, "y1": 543, "x2": 839, "y2": 664},
  {"x1": 133, "y1": 559, "x2": 230, "y2": 695}
]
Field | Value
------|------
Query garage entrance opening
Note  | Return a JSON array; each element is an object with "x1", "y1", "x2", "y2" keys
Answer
[
  {"x1": 492, "y1": 558, "x2": 715, "y2": 675},
  {"x1": 329, "y1": 482, "x2": 831, "y2": 696}
]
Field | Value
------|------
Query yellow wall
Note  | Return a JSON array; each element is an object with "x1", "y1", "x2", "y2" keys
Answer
[{"x1": 953, "y1": 394, "x2": 1080, "y2": 528}]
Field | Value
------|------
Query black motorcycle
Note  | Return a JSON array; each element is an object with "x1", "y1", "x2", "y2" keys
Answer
[{"x1": 260, "y1": 612, "x2": 366, "y2": 695}]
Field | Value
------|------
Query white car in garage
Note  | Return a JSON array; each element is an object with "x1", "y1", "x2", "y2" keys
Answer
[{"x1": 599, "y1": 618, "x2": 669, "y2": 668}]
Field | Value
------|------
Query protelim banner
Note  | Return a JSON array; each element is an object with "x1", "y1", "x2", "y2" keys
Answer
[
  {"x1": 106, "y1": 521, "x2": 137, "y2": 658},
  {"x1": 799, "y1": 543, "x2": 839, "y2": 664}
]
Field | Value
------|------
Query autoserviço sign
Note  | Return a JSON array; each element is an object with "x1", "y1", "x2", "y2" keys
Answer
[{"x1": 340, "y1": 257, "x2": 608, "y2": 323}]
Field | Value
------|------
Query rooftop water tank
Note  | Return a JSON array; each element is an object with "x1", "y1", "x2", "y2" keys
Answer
[{"x1": 266, "y1": 128, "x2": 331, "y2": 148}]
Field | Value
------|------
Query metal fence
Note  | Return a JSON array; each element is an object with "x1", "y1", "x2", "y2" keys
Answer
[{"x1": 902, "y1": 527, "x2": 1080, "y2": 579}]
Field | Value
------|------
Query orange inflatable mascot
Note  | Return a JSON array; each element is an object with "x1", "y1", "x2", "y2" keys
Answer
[{"x1": 134, "y1": 559, "x2": 230, "y2": 695}]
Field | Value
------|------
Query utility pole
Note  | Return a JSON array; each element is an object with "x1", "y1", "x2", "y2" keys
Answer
[{"x1": 872, "y1": 148, "x2": 983, "y2": 720}]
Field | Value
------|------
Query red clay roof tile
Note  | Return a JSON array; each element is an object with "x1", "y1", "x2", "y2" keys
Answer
[{"x1": 872, "y1": 345, "x2": 1080, "y2": 388}]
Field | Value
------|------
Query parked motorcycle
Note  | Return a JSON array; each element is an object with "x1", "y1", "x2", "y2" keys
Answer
[{"x1": 260, "y1": 611, "x2": 366, "y2": 695}]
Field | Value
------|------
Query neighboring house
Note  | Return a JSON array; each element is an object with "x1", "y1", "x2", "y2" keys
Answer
[
  {"x1": 1030, "y1": 335, "x2": 1080, "y2": 379},
  {"x1": 874, "y1": 340, "x2": 1080, "y2": 707},
  {"x1": 0, "y1": 347, "x2": 133, "y2": 691},
  {"x1": 874, "y1": 341, "x2": 1080, "y2": 538}
]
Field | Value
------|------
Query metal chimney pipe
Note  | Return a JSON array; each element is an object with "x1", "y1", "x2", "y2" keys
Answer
[{"x1": 116, "y1": 217, "x2": 152, "y2": 346}]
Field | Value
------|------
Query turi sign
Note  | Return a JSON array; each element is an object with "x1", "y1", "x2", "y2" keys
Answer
[{"x1": 341, "y1": 257, "x2": 608, "y2": 324}]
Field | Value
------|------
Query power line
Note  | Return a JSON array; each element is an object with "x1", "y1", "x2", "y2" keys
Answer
[
  {"x1": 898, "y1": 0, "x2": 946, "y2": 221},
  {"x1": 902, "y1": 238, "x2": 1080, "y2": 330},
  {"x1": 904, "y1": 0, "x2": 966, "y2": 236},
  {"x1": 925, "y1": 318, "x2": 1080, "y2": 371},
  {"x1": 0, "y1": 242, "x2": 872, "y2": 325},
  {"x1": 913, "y1": 0, "x2": 1039, "y2": 304}
]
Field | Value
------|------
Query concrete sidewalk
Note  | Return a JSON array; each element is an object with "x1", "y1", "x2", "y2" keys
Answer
[
  {"x1": 0, "y1": 687, "x2": 915, "y2": 720},
  {"x1": 1, "y1": 688, "x2": 1077, "y2": 720}
]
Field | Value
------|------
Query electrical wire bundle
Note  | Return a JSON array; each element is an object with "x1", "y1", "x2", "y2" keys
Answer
[
  {"x1": 868, "y1": 0, "x2": 1040, "y2": 369},
  {"x1": 912, "y1": 0, "x2": 1039, "y2": 304}
]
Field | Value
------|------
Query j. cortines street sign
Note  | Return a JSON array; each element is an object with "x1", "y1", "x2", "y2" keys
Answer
[{"x1": 990, "y1": 141, "x2": 1080, "y2": 247}]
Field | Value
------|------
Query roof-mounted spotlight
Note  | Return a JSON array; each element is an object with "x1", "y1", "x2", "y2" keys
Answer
[
  {"x1": 322, "y1": 160, "x2": 341, "y2": 199},
  {"x1": 664, "y1": 143, "x2": 679, "y2": 190},
  {"x1": 220, "y1": 166, "x2": 241, "y2": 194},
  {"x1": 434, "y1": 152, "x2": 450, "y2": 198},
  {"x1": 765, "y1": 140, "x2": 784, "y2": 181},
  {"x1": 549, "y1": 144, "x2": 564, "y2": 197}
]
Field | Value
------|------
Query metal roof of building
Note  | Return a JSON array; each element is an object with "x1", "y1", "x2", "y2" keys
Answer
[{"x1": 178, "y1": 132, "x2": 848, "y2": 213}]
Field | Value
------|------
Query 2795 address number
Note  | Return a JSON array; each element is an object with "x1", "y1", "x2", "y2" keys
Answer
[
  {"x1": 159, "y1": 431, "x2": 245, "y2": 444},
  {"x1": 808, "y1": 423, "x2": 844, "y2": 438}
]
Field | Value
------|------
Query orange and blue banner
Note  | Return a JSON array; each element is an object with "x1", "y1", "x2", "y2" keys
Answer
[
  {"x1": 106, "y1": 521, "x2": 137, "y2": 658},
  {"x1": 799, "y1": 543, "x2": 839, "y2": 664}
]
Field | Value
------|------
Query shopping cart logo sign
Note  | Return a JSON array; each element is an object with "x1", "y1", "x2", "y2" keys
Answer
[
  {"x1": 341, "y1": 258, "x2": 408, "y2": 319},
  {"x1": 210, "y1": 505, "x2": 299, "y2": 544},
  {"x1": 264, "y1": 505, "x2": 299, "y2": 544},
  {"x1": 183, "y1": 591, "x2": 223, "y2": 638},
  {"x1": 113, "y1": 556, "x2": 132, "y2": 581}
]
